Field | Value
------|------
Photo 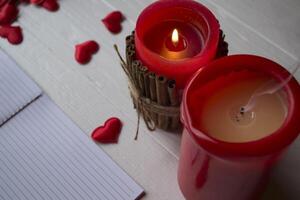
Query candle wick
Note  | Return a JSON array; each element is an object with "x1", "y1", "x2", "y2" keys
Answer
[
  {"x1": 240, "y1": 107, "x2": 245, "y2": 115},
  {"x1": 173, "y1": 41, "x2": 179, "y2": 47}
]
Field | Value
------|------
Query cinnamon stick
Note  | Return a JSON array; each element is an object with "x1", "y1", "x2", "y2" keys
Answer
[
  {"x1": 168, "y1": 80, "x2": 180, "y2": 130},
  {"x1": 132, "y1": 60, "x2": 142, "y2": 87},
  {"x1": 148, "y1": 72, "x2": 158, "y2": 124},
  {"x1": 126, "y1": 35, "x2": 134, "y2": 46},
  {"x1": 156, "y1": 75, "x2": 170, "y2": 129},
  {"x1": 138, "y1": 66, "x2": 148, "y2": 96},
  {"x1": 126, "y1": 44, "x2": 135, "y2": 74},
  {"x1": 143, "y1": 70, "x2": 151, "y2": 98}
]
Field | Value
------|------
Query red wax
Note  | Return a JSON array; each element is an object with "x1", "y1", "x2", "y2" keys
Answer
[
  {"x1": 178, "y1": 55, "x2": 300, "y2": 200},
  {"x1": 135, "y1": 0, "x2": 220, "y2": 88}
]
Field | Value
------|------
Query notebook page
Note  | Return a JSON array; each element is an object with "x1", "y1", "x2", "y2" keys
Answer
[
  {"x1": 0, "y1": 48, "x2": 144, "y2": 200},
  {"x1": 0, "y1": 95, "x2": 144, "y2": 200},
  {"x1": 0, "y1": 49, "x2": 42, "y2": 125}
]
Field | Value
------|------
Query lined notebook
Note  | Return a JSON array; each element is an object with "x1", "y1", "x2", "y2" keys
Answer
[{"x1": 0, "y1": 49, "x2": 144, "y2": 200}]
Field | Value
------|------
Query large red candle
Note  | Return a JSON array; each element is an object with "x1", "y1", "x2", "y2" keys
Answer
[
  {"x1": 178, "y1": 55, "x2": 300, "y2": 200},
  {"x1": 135, "y1": 0, "x2": 220, "y2": 88}
]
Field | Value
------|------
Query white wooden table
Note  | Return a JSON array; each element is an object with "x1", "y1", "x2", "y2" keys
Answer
[{"x1": 1, "y1": 0, "x2": 299, "y2": 199}]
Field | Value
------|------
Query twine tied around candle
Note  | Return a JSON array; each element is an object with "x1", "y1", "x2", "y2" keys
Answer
[
  {"x1": 114, "y1": 44, "x2": 181, "y2": 140},
  {"x1": 113, "y1": 29, "x2": 228, "y2": 139},
  {"x1": 114, "y1": 44, "x2": 152, "y2": 139}
]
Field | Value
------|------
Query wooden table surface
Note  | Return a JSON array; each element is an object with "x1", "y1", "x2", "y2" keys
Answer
[{"x1": 1, "y1": 0, "x2": 299, "y2": 199}]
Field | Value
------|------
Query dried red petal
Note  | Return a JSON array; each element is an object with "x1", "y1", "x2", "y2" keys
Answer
[
  {"x1": 75, "y1": 40, "x2": 99, "y2": 64},
  {"x1": 0, "y1": 25, "x2": 23, "y2": 45}
]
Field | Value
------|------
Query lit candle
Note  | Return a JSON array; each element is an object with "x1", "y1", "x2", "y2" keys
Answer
[
  {"x1": 145, "y1": 23, "x2": 201, "y2": 60},
  {"x1": 135, "y1": 0, "x2": 220, "y2": 88},
  {"x1": 178, "y1": 55, "x2": 300, "y2": 200},
  {"x1": 164, "y1": 29, "x2": 188, "y2": 58}
]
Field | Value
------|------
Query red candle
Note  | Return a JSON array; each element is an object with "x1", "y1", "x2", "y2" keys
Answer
[
  {"x1": 178, "y1": 55, "x2": 300, "y2": 200},
  {"x1": 135, "y1": 0, "x2": 220, "y2": 88}
]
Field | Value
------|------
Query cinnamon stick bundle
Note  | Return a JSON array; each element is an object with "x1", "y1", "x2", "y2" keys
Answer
[{"x1": 116, "y1": 30, "x2": 229, "y2": 132}]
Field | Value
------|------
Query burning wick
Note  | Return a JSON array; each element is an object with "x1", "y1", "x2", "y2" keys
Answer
[{"x1": 166, "y1": 28, "x2": 187, "y2": 52}]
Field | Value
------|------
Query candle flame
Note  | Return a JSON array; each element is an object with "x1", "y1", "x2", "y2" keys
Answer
[{"x1": 171, "y1": 29, "x2": 179, "y2": 45}]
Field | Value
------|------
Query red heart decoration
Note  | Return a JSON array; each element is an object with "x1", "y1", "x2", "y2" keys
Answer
[
  {"x1": 101, "y1": 11, "x2": 124, "y2": 34},
  {"x1": 0, "y1": 0, "x2": 9, "y2": 7},
  {"x1": 0, "y1": 3, "x2": 19, "y2": 25},
  {"x1": 75, "y1": 40, "x2": 99, "y2": 64},
  {"x1": 41, "y1": 0, "x2": 59, "y2": 12},
  {"x1": 0, "y1": 0, "x2": 60, "y2": 46},
  {"x1": 91, "y1": 117, "x2": 123, "y2": 144},
  {"x1": 30, "y1": 0, "x2": 44, "y2": 4},
  {"x1": 0, "y1": 25, "x2": 23, "y2": 44}
]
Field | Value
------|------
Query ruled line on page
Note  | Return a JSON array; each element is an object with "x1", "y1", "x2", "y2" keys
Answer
[
  {"x1": 33, "y1": 96, "x2": 140, "y2": 199},
  {"x1": 0, "y1": 94, "x2": 42, "y2": 128},
  {"x1": 11, "y1": 118, "x2": 99, "y2": 200},
  {"x1": 0, "y1": 49, "x2": 42, "y2": 126},
  {"x1": 22, "y1": 106, "x2": 118, "y2": 200},
  {"x1": 1, "y1": 60, "x2": 37, "y2": 102},
  {"x1": 0, "y1": 150, "x2": 42, "y2": 200},
  {"x1": 1, "y1": 124, "x2": 69, "y2": 200},
  {"x1": 29, "y1": 103, "x2": 128, "y2": 200},
  {"x1": 35, "y1": 98, "x2": 135, "y2": 195},
  {"x1": 38, "y1": 97, "x2": 143, "y2": 199},
  {"x1": 0, "y1": 95, "x2": 144, "y2": 200},
  {"x1": 0, "y1": 47, "x2": 144, "y2": 200},
  {"x1": 0, "y1": 129, "x2": 58, "y2": 200}
]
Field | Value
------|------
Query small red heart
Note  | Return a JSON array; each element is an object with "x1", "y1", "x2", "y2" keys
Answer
[
  {"x1": 101, "y1": 11, "x2": 124, "y2": 34},
  {"x1": 41, "y1": 0, "x2": 59, "y2": 12},
  {"x1": 0, "y1": 0, "x2": 9, "y2": 7},
  {"x1": 91, "y1": 117, "x2": 123, "y2": 144},
  {"x1": 30, "y1": 0, "x2": 45, "y2": 4},
  {"x1": 75, "y1": 40, "x2": 99, "y2": 64},
  {"x1": 0, "y1": 25, "x2": 23, "y2": 44},
  {"x1": 0, "y1": 3, "x2": 19, "y2": 25}
]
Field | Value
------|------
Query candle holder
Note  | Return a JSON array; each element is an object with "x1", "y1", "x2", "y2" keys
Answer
[
  {"x1": 114, "y1": 29, "x2": 228, "y2": 136},
  {"x1": 178, "y1": 55, "x2": 300, "y2": 200}
]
